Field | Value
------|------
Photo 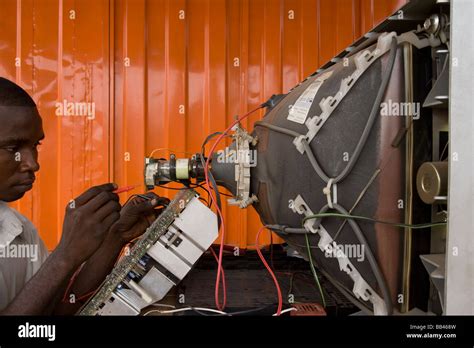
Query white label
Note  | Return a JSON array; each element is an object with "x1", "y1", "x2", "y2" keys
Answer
[{"x1": 287, "y1": 71, "x2": 332, "y2": 124}]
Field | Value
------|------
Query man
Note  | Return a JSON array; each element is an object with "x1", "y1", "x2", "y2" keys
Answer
[{"x1": 0, "y1": 77, "x2": 163, "y2": 315}]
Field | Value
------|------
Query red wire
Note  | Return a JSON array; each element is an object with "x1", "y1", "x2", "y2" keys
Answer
[
  {"x1": 203, "y1": 105, "x2": 263, "y2": 311},
  {"x1": 62, "y1": 263, "x2": 85, "y2": 303},
  {"x1": 256, "y1": 226, "x2": 283, "y2": 316},
  {"x1": 209, "y1": 247, "x2": 226, "y2": 303},
  {"x1": 76, "y1": 291, "x2": 96, "y2": 302}
]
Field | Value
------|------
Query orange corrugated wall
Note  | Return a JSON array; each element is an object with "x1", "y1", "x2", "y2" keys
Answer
[{"x1": 0, "y1": 0, "x2": 405, "y2": 251}]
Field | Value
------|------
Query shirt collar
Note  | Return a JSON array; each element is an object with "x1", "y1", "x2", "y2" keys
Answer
[{"x1": 0, "y1": 201, "x2": 24, "y2": 247}]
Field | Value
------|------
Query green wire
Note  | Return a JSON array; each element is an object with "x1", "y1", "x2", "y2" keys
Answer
[
  {"x1": 304, "y1": 234, "x2": 326, "y2": 308},
  {"x1": 300, "y1": 213, "x2": 445, "y2": 308},
  {"x1": 302, "y1": 213, "x2": 447, "y2": 230}
]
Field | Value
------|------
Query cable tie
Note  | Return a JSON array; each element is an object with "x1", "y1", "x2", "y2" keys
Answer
[{"x1": 323, "y1": 178, "x2": 336, "y2": 209}]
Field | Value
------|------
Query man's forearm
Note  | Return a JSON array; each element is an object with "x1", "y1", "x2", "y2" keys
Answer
[
  {"x1": 53, "y1": 234, "x2": 126, "y2": 314},
  {"x1": 1, "y1": 251, "x2": 77, "y2": 315}
]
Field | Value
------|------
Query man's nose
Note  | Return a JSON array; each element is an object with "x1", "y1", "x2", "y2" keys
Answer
[{"x1": 18, "y1": 149, "x2": 40, "y2": 173}]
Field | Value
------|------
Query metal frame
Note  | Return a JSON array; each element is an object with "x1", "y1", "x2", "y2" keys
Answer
[{"x1": 445, "y1": 0, "x2": 474, "y2": 315}]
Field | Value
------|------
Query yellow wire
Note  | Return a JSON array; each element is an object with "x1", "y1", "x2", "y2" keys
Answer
[{"x1": 148, "y1": 148, "x2": 195, "y2": 158}]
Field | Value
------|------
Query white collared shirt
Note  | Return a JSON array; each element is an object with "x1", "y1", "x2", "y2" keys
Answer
[{"x1": 0, "y1": 201, "x2": 49, "y2": 311}]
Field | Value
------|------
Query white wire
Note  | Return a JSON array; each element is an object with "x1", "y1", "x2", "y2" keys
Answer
[
  {"x1": 143, "y1": 307, "x2": 228, "y2": 316},
  {"x1": 149, "y1": 303, "x2": 176, "y2": 309},
  {"x1": 144, "y1": 306, "x2": 298, "y2": 316},
  {"x1": 272, "y1": 307, "x2": 297, "y2": 316}
]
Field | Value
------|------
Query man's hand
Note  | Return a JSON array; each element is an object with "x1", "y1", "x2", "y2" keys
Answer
[
  {"x1": 52, "y1": 192, "x2": 169, "y2": 315},
  {"x1": 56, "y1": 183, "x2": 121, "y2": 267},
  {"x1": 110, "y1": 192, "x2": 169, "y2": 244}
]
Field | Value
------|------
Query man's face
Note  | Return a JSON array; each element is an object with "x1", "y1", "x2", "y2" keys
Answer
[{"x1": 0, "y1": 106, "x2": 44, "y2": 202}]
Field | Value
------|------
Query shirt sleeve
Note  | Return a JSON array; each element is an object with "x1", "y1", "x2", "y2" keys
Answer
[{"x1": 12, "y1": 211, "x2": 50, "y2": 274}]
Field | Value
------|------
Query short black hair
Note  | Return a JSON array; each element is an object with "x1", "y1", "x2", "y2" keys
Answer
[{"x1": 0, "y1": 77, "x2": 36, "y2": 107}]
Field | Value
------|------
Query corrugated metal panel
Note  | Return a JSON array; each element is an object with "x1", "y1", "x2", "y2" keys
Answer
[
  {"x1": 0, "y1": 0, "x2": 405, "y2": 250},
  {"x1": 0, "y1": 0, "x2": 112, "y2": 249}
]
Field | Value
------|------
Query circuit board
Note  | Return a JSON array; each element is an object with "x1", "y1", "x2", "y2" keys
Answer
[{"x1": 78, "y1": 189, "x2": 197, "y2": 315}]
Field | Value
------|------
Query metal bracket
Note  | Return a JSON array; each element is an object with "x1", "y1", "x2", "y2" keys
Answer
[
  {"x1": 420, "y1": 254, "x2": 446, "y2": 312},
  {"x1": 397, "y1": 30, "x2": 441, "y2": 49},
  {"x1": 289, "y1": 194, "x2": 388, "y2": 315},
  {"x1": 227, "y1": 124, "x2": 259, "y2": 208},
  {"x1": 144, "y1": 159, "x2": 158, "y2": 189},
  {"x1": 294, "y1": 29, "x2": 443, "y2": 154},
  {"x1": 294, "y1": 32, "x2": 398, "y2": 154}
]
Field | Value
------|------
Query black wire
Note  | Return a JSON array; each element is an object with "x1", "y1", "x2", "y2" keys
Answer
[
  {"x1": 201, "y1": 132, "x2": 222, "y2": 157},
  {"x1": 201, "y1": 131, "x2": 232, "y2": 158},
  {"x1": 198, "y1": 196, "x2": 210, "y2": 206},
  {"x1": 123, "y1": 193, "x2": 154, "y2": 206},
  {"x1": 287, "y1": 271, "x2": 322, "y2": 300},
  {"x1": 123, "y1": 194, "x2": 137, "y2": 205},
  {"x1": 192, "y1": 182, "x2": 233, "y2": 197},
  {"x1": 227, "y1": 305, "x2": 274, "y2": 316},
  {"x1": 156, "y1": 180, "x2": 232, "y2": 197},
  {"x1": 156, "y1": 184, "x2": 189, "y2": 191},
  {"x1": 208, "y1": 170, "x2": 223, "y2": 229},
  {"x1": 200, "y1": 133, "x2": 225, "y2": 229}
]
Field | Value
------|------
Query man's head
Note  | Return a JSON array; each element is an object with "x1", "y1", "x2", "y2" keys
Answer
[{"x1": 0, "y1": 77, "x2": 44, "y2": 202}]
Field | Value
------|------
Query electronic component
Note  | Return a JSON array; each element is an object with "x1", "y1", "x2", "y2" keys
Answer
[
  {"x1": 78, "y1": 189, "x2": 218, "y2": 316},
  {"x1": 144, "y1": 154, "x2": 206, "y2": 189},
  {"x1": 416, "y1": 162, "x2": 448, "y2": 204}
]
